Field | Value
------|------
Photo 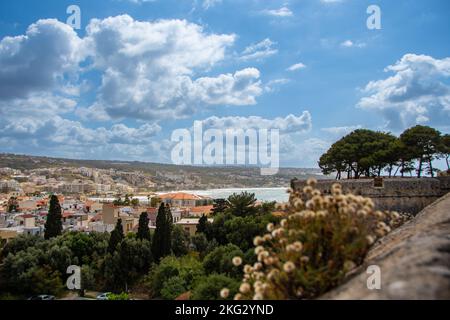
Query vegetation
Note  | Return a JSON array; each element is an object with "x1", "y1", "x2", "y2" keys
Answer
[
  {"x1": 0, "y1": 188, "x2": 414, "y2": 300},
  {"x1": 227, "y1": 179, "x2": 411, "y2": 300},
  {"x1": 319, "y1": 125, "x2": 448, "y2": 179},
  {"x1": 151, "y1": 203, "x2": 173, "y2": 262},
  {"x1": 44, "y1": 195, "x2": 63, "y2": 240}
]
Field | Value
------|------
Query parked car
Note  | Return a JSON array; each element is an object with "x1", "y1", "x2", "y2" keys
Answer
[
  {"x1": 28, "y1": 295, "x2": 55, "y2": 300},
  {"x1": 96, "y1": 292, "x2": 112, "y2": 300}
]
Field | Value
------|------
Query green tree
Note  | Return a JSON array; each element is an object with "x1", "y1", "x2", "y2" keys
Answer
[
  {"x1": 171, "y1": 225, "x2": 190, "y2": 257},
  {"x1": 211, "y1": 199, "x2": 228, "y2": 215},
  {"x1": 196, "y1": 214, "x2": 208, "y2": 234},
  {"x1": 439, "y1": 134, "x2": 450, "y2": 170},
  {"x1": 226, "y1": 192, "x2": 257, "y2": 217},
  {"x1": 44, "y1": 195, "x2": 63, "y2": 240},
  {"x1": 151, "y1": 203, "x2": 172, "y2": 261},
  {"x1": 146, "y1": 255, "x2": 203, "y2": 299},
  {"x1": 131, "y1": 198, "x2": 140, "y2": 207},
  {"x1": 400, "y1": 125, "x2": 442, "y2": 177},
  {"x1": 137, "y1": 212, "x2": 151, "y2": 242},
  {"x1": 191, "y1": 274, "x2": 240, "y2": 300},
  {"x1": 203, "y1": 244, "x2": 244, "y2": 278},
  {"x1": 6, "y1": 197, "x2": 19, "y2": 213},
  {"x1": 108, "y1": 219, "x2": 124, "y2": 254}
]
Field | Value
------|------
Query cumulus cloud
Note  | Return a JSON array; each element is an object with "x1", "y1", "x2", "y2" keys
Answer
[
  {"x1": 200, "y1": 111, "x2": 312, "y2": 134},
  {"x1": 357, "y1": 54, "x2": 450, "y2": 129},
  {"x1": 321, "y1": 125, "x2": 363, "y2": 138},
  {"x1": 0, "y1": 19, "x2": 84, "y2": 101},
  {"x1": 80, "y1": 15, "x2": 262, "y2": 120}
]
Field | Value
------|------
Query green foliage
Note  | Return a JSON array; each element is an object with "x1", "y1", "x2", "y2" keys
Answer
[
  {"x1": 400, "y1": 125, "x2": 442, "y2": 177},
  {"x1": 104, "y1": 238, "x2": 153, "y2": 292},
  {"x1": 108, "y1": 219, "x2": 124, "y2": 254},
  {"x1": 320, "y1": 125, "x2": 446, "y2": 179},
  {"x1": 203, "y1": 244, "x2": 244, "y2": 278},
  {"x1": 191, "y1": 274, "x2": 240, "y2": 300},
  {"x1": 7, "y1": 197, "x2": 19, "y2": 213},
  {"x1": 191, "y1": 233, "x2": 218, "y2": 259},
  {"x1": 205, "y1": 212, "x2": 279, "y2": 251},
  {"x1": 196, "y1": 214, "x2": 208, "y2": 234},
  {"x1": 108, "y1": 292, "x2": 130, "y2": 300},
  {"x1": 226, "y1": 192, "x2": 257, "y2": 217},
  {"x1": 171, "y1": 225, "x2": 190, "y2": 257},
  {"x1": 146, "y1": 255, "x2": 203, "y2": 299},
  {"x1": 211, "y1": 199, "x2": 228, "y2": 215},
  {"x1": 44, "y1": 195, "x2": 63, "y2": 240},
  {"x1": 233, "y1": 180, "x2": 412, "y2": 300},
  {"x1": 439, "y1": 134, "x2": 450, "y2": 170},
  {"x1": 137, "y1": 212, "x2": 151, "y2": 242},
  {"x1": 151, "y1": 203, "x2": 172, "y2": 261}
]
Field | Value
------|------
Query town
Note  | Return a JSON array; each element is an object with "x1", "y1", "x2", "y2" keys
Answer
[{"x1": 0, "y1": 165, "x2": 220, "y2": 243}]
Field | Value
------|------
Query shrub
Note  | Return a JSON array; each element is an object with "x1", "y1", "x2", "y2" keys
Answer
[
  {"x1": 230, "y1": 179, "x2": 411, "y2": 300},
  {"x1": 203, "y1": 244, "x2": 244, "y2": 278},
  {"x1": 146, "y1": 255, "x2": 203, "y2": 299},
  {"x1": 191, "y1": 274, "x2": 240, "y2": 300}
]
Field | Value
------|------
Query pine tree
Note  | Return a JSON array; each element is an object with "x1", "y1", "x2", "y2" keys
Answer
[
  {"x1": 197, "y1": 214, "x2": 208, "y2": 234},
  {"x1": 44, "y1": 195, "x2": 63, "y2": 240},
  {"x1": 108, "y1": 218, "x2": 124, "y2": 254},
  {"x1": 137, "y1": 212, "x2": 151, "y2": 242}
]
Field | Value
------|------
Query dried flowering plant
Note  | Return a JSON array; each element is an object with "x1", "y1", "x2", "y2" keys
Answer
[{"x1": 226, "y1": 179, "x2": 411, "y2": 300}]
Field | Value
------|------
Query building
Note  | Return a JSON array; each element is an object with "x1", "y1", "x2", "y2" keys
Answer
[
  {"x1": 159, "y1": 193, "x2": 213, "y2": 208},
  {"x1": 176, "y1": 218, "x2": 213, "y2": 237}
]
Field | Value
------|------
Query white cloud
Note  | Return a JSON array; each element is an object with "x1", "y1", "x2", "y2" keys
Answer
[
  {"x1": 239, "y1": 38, "x2": 278, "y2": 61},
  {"x1": 287, "y1": 62, "x2": 306, "y2": 72},
  {"x1": 0, "y1": 19, "x2": 84, "y2": 101},
  {"x1": 321, "y1": 125, "x2": 362, "y2": 137},
  {"x1": 261, "y1": 6, "x2": 293, "y2": 17},
  {"x1": 202, "y1": 0, "x2": 222, "y2": 9},
  {"x1": 265, "y1": 78, "x2": 290, "y2": 92},
  {"x1": 340, "y1": 40, "x2": 366, "y2": 48},
  {"x1": 357, "y1": 54, "x2": 450, "y2": 129},
  {"x1": 80, "y1": 15, "x2": 262, "y2": 120},
  {"x1": 200, "y1": 111, "x2": 312, "y2": 134}
]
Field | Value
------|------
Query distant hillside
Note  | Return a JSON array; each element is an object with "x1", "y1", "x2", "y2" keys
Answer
[{"x1": 0, "y1": 153, "x2": 323, "y2": 190}]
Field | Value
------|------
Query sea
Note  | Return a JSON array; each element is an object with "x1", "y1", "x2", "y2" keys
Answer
[{"x1": 89, "y1": 187, "x2": 289, "y2": 204}]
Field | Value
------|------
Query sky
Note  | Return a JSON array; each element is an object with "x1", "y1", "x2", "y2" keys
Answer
[{"x1": 0, "y1": 0, "x2": 449, "y2": 168}]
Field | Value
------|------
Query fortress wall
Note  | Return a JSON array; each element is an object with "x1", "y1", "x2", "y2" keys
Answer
[{"x1": 292, "y1": 176, "x2": 450, "y2": 214}]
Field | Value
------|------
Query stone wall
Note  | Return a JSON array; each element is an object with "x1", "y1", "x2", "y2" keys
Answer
[
  {"x1": 321, "y1": 192, "x2": 450, "y2": 300},
  {"x1": 292, "y1": 177, "x2": 450, "y2": 214}
]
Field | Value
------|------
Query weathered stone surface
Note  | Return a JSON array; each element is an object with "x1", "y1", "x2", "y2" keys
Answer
[
  {"x1": 321, "y1": 192, "x2": 450, "y2": 300},
  {"x1": 292, "y1": 177, "x2": 450, "y2": 214}
]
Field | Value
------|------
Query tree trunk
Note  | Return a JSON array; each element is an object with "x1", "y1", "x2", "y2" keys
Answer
[
  {"x1": 417, "y1": 158, "x2": 423, "y2": 178},
  {"x1": 429, "y1": 159, "x2": 434, "y2": 177}
]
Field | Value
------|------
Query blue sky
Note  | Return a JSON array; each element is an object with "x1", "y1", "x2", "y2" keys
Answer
[{"x1": 0, "y1": 0, "x2": 449, "y2": 167}]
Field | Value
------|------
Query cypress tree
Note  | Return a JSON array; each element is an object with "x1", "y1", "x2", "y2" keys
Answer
[
  {"x1": 197, "y1": 214, "x2": 208, "y2": 234},
  {"x1": 151, "y1": 203, "x2": 167, "y2": 262},
  {"x1": 164, "y1": 204, "x2": 173, "y2": 255},
  {"x1": 137, "y1": 212, "x2": 151, "y2": 242},
  {"x1": 44, "y1": 195, "x2": 63, "y2": 240},
  {"x1": 108, "y1": 218, "x2": 124, "y2": 254}
]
